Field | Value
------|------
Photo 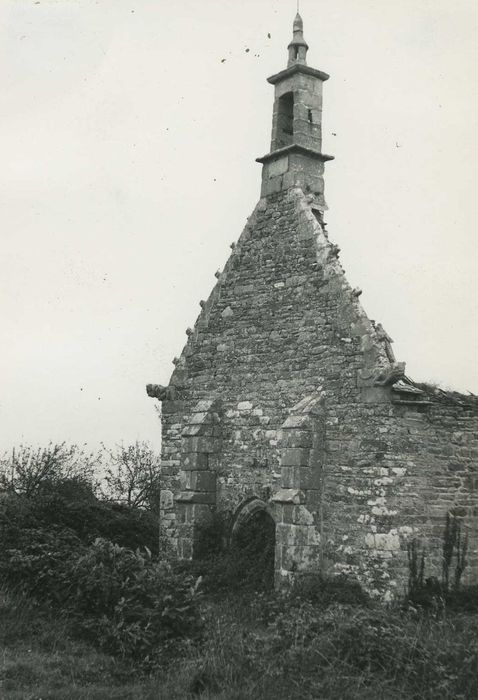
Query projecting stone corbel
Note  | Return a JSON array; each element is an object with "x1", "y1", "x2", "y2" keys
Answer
[{"x1": 146, "y1": 384, "x2": 176, "y2": 401}]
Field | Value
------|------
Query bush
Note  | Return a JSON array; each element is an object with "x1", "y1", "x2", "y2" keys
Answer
[
  {"x1": 0, "y1": 442, "x2": 197, "y2": 668},
  {"x1": 30, "y1": 491, "x2": 161, "y2": 553},
  {"x1": 0, "y1": 492, "x2": 39, "y2": 550},
  {"x1": 289, "y1": 572, "x2": 371, "y2": 608},
  {"x1": 0, "y1": 527, "x2": 84, "y2": 605},
  {"x1": 0, "y1": 442, "x2": 164, "y2": 555},
  {"x1": 0, "y1": 533, "x2": 202, "y2": 665},
  {"x1": 0, "y1": 481, "x2": 161, "y2": 555},
  {"x1": 445, "y1": 585, "x2": 478, "y2": 613},
  {"x1": 69, "y1": 539, "x2": 203, "y2": 662}
]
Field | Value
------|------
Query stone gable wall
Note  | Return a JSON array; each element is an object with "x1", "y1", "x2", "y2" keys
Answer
[
  {"x1": 158, "y1": 188, "x2": 392, "y2": 533},
  {"x1": 155, "y1": 187, "x2": 478, "y2": 597}
]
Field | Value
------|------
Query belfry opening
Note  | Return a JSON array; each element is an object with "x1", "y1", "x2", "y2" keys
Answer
[{"x1": 277, "y1": 92, "x2": 294, "y2": 147}]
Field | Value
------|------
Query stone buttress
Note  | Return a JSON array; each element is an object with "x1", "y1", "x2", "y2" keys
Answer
[{"x1": 147, "y1": 14, "x2": 478, "y2": 597}]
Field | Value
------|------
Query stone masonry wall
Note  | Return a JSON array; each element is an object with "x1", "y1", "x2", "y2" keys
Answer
[
  {"x1": 155, "y1": 186, "x2": 478, "y2": 598},
  {"x1": 319, "y1": 395, "x2": 478, "y2": 597},
  {"x1": 158, "y1": 187, "x2": 391, "y2": 540}
]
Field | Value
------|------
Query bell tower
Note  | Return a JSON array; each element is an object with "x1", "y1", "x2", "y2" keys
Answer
[{"x1": 257, "y1": 12, "x2": 333, "y2": 210}]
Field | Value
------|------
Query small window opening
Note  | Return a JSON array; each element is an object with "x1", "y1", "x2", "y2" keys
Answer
[
  {"x1": 277, "y1": 92, "x2": 294, "y2": 147},
  {"x1": 294, "y1": 46, "x2": 299, "y2": 59},
  {"x1": 308, "y1": 109, "x2": 313, "y2": 123}
]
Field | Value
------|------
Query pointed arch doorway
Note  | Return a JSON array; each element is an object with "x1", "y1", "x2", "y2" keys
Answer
[{"x1": 231, "y1": 498, "x2": 276, "y2": 591}]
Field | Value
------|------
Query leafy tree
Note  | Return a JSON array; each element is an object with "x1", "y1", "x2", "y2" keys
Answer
[
  {"x1": 102, "y1": 441, "x2": 161, "y2": 510},
  {"x1": 0, "y1": 441, "x2": 165, "y2": 557},
  {"x1": 0, "y1": 442, "x2": 99, "y2": 497}
]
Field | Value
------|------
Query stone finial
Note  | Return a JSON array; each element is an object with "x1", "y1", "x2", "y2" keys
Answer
[
  {"x1": 293, "y1": 12, "x2": 303, "y2": 32},
  {"x1": 287, "y1": 12, "x2": 309, "y2": 67}
]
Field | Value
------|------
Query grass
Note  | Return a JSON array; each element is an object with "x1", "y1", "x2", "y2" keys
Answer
[
  {"x1": 0, "y1": 587, "x2": 158, "y2": 699},
  {"x1": 1, "y1": 585, "x2": 478, "y2": 699},
  {"x1": 157, "y1": 597, "x2": 478, "y2": 700}
]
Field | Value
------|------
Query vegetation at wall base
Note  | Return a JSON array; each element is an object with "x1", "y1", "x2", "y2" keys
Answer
[
  {"x1": 0, "y1": 536, "x2": 203, "y2": 667},
  {"x1": 1, "y1": 444, "x2": 477, "y2": 698},
  {"x1": 406, "y1": 514, "x2": 478, "y2": 614},
  {"x1": 2, "y1": 583, "x2": 478, "y2": 699},
  {"x1": 0, "y1": 443, "x2": 202, "y2": 680}
]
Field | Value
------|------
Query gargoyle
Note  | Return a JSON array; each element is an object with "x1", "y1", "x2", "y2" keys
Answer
[
  {"x1": 146, "y1": 384, "x2": 175, "y2": 401},
  {"x1": 373, "y1": 362, "x2": 406, "y2": 387}
]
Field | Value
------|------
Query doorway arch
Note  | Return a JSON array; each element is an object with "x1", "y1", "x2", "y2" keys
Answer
[{"x1": 231, "y1": 498, "x2": 276, "y2": 591}]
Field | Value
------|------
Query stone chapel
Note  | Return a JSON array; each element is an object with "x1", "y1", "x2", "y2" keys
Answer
[{"x1": 147, "y1": 14, "x2": 478, "y2": 597}]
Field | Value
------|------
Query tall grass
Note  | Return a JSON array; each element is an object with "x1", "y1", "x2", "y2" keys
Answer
[
  {"x1": 0, "y1": 585, "x2": 136, "y2": 699},
  {"x1": 157, "y1": 595, "x2": 478, "y2": 700},
  {"x1": 1, "y1": 582, "x2": 477, "y2": 699}
]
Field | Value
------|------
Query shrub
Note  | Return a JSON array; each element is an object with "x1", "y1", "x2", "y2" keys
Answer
[
  {"x1": 445, "y1": 585, "x2": 478, "y2": 613},
  {"x1": 0, "y1": 442, "x2": 164, "y2": 554},
  {"x1": 0, "y1": 492, "x2": 39, "y2": 550},
  {"x1": 289, "y1": 572, "x2": 371, "y2": 608},
  {"x1": 0, "y1": 527, "x2": 85, "y2": 605},
  {"x1": 69, "y1": 539, "x2": 203, "y2": 663},
  {"x1": 30, "y1": 491, "x2": 161, "y2": 553},
  {"x1": 0, "y1": 482, "x2": 161, "y2": 555},
  {"x1": 0, "y1": 533, "x2": 202, "y2": 665}
]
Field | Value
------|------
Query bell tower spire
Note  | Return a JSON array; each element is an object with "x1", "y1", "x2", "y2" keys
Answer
[
  {"x1": 288, "y1": 12, "x2": 308, "y2": 66},
  {"x1": 256, "y1": 12, "x2": 334, "y2": 210}
]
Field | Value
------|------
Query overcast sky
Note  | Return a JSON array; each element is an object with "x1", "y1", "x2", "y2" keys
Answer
[{"x1": 1, "y1": 0, "x2": 477, "y2": 453}]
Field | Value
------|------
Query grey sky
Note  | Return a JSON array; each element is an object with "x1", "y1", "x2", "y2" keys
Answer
[{"x1": 1, "y1": 0, "x2": 477, "y2": 452}]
